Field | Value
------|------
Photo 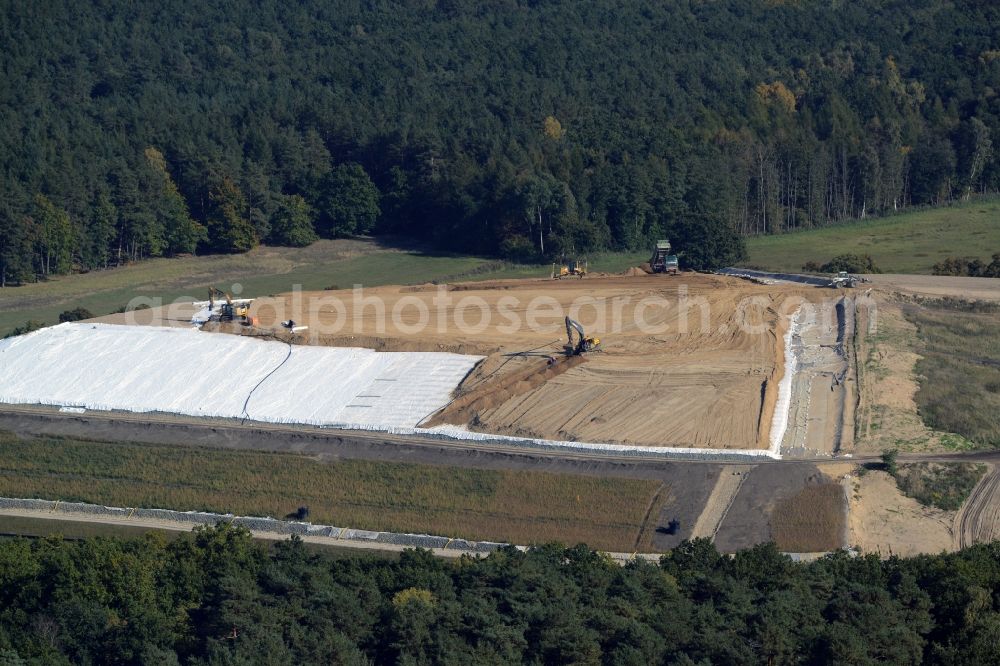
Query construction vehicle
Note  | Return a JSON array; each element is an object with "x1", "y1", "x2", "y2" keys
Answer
[
  {"x1": 828, "y1": 271, "x2": 869, "y2": 288},
  {"x1": 565, "y1": 316, "x2": 601, "y2": 355},
  {"x1": 208, "y1": 287, "x2": 250, "y2": 323},
  {"x1": 649, "y1": 240, "x2": 679, "y2": 274},
  {"x1": 553, "y1": 257, "x2": 588, "y2": 279}
]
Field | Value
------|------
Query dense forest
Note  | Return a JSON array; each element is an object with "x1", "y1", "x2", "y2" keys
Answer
[
  {"x1": 2, "y1": 0, "x2": 999, "y2": 283},
  {"x1": 2, "y1": 525, "x2": 1000, "y2": 664}
]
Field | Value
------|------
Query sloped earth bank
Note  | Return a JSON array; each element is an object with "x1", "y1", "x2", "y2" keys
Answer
[
  {"x1": 0, "y1": 407, "x2": 724, "y2": 552},
  {"x1": 249, "y1": 274, "x2": 821, "y2": 450}
]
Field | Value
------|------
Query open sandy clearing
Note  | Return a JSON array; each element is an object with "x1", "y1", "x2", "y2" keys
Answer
[
  {"x1": 245, "y1": 273, "x2": 820, "y2": 449},
  {"x1": 843, "y1": 469, "x2": 954, "y2": 557}
]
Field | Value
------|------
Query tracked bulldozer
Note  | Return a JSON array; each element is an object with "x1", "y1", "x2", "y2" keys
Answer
[
  {"x1": 552, "y1": 258, "x2": 588, "y2": 279},
  {"x1": 565, "y1": 316, "x2": 601, "y2": 355}
]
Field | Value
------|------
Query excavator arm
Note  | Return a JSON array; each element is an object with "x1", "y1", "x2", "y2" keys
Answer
[
  {"x1": 566, "y1": 317, "x2": 584, "y2": 350},
  {"x1": 207, "y1": 286, "x2": 244, "y2": 322},
  {"x1": 208, "y1": 287, "x2": 233, "y2": 305},
  {"x1": 565, "y1": 317, "x2": 600, "y2": 355}
]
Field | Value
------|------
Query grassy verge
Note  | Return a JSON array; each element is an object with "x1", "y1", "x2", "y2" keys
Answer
[
  {"x1": 891, "y1": 463, "x2": 987, "y2": 511},
  {"x1": 0, "y1": 516, "x2": 401, "y2": 559},
  {"x1": 744, "y1": 198, "x2": 1000, "y2": 274},
  {"x1": 905, "y1": 300, "x2": 1000, "y2": 447},
  {"x1": 0, "y1": 238, "x2": 648, "y2": 336},
  {"x1": 0, "y1": 431, "x2": 663, "y2": 552}
]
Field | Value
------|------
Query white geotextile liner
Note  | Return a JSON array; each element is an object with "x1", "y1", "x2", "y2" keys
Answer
[
  {"x1": 421, "y1": 424, "x2": 782, "y2": 460},
  {"x1": 0, "y1": 323, "x2": 481, "y2": 429},
  {"x1": 767, "y1": 307, "x2": 802, "y2": 455}
]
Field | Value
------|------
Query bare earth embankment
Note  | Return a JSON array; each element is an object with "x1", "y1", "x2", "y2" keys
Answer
[{"x1": 245, "y1": 273, "x2": 818, "y2": 450}]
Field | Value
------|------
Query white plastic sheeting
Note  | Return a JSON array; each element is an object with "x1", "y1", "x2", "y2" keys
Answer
[
  {"x1": 0, "y1": 323, "x2": 480, "y2": 429},
  {"x1": 421, "y1": 424, "x2": 783, "y2": 461}
]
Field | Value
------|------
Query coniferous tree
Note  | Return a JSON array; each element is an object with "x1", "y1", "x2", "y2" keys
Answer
[
  {"x1": 206, "y1": 175, "x2": 257, "y2": 253},
  {"x1": 318, "y1": 163, "x2": 380, "y2": 237},
  {"x1": 269, "y1": 194, "x2": 318, "y2": 247}
]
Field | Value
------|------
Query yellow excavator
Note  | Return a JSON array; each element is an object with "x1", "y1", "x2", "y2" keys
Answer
[
  {"x1": 565, "y1": 316, "x2": 601, "y2": 355},
  {"x1": 208, "y1": 287, "x2": 249, "y2": 323}
]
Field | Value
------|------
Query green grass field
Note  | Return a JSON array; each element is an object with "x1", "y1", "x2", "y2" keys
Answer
[
  {"x1": 0, "y1": 431, "x2": 663, "y2": 552},
  {"x1": 891, "y1": 462, "x2": 988, "y2": 511},
  {"x1": 906, "y1": 300, "x2": 1000, "y2": 447},
  {"x1": 744, "y1": 198, "x2": 1000, "y2": 274},
  {"x1": 0, "y1": 239, "x2": 647, "y2": 335}
]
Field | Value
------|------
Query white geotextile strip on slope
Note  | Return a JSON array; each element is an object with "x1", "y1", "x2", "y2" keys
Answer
[
  {"x1": 417, "y1": 424, "x2": 782, "y2": 460},
  {"x1": 0, "y1": 323, "x2": 481, "y2": 429},
  {"x1": 767, "y1": 306, "x2": 802, "y2": 456}
]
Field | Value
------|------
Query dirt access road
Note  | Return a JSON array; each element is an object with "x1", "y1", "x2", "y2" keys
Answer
[
  {"x1": 0, "y1": 508, "x2": 479, "y2": 560},
  {"x1": 863, "y1": 274, "x2": 1000, "y2": 302},
  {"x1": 954, "y1": 466, "x2": 1000, "y2": 549}
]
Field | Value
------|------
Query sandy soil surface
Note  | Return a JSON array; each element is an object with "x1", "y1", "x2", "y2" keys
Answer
[
  {"x1": 243, "y1": 273, "x2": 818, "y2": 449},
  {"x1": 843, "y1": 469, "x2": 955, "y2": 556},
  {"x1": 864, "y1": 274, "x2": 1000, "y2": 301},
  {"x1": 690, "y1": 466, "x2": 748, "y2": 539},
  {"x1": 853, "y1": 296, "x2": 957, "y2": 453}
]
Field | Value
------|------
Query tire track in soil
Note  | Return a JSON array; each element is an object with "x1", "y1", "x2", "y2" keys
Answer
[
  {"x1": 633, "y1": 484, "x2": 666, "y2": 551},
  {"x1": 956, "y1": 467, "x2": 1000, "y2": 549}
]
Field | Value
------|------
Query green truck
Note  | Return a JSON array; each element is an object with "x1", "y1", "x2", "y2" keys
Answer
[{"x1": 650, "y1": 240, "x2": 679, "y2": 274}]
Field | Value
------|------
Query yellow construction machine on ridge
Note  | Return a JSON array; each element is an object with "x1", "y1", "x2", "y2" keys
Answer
[{"x1": 208, "y1": 287, "x2": 250, "y2": 324}]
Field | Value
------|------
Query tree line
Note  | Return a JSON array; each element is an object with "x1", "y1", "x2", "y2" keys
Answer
[
  {"x1": 3, "y1": 525, "x2": 1000, "y2": 664},
  {"x1": 2, "y1": 0, "x2": 999, "y2": 284}
]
